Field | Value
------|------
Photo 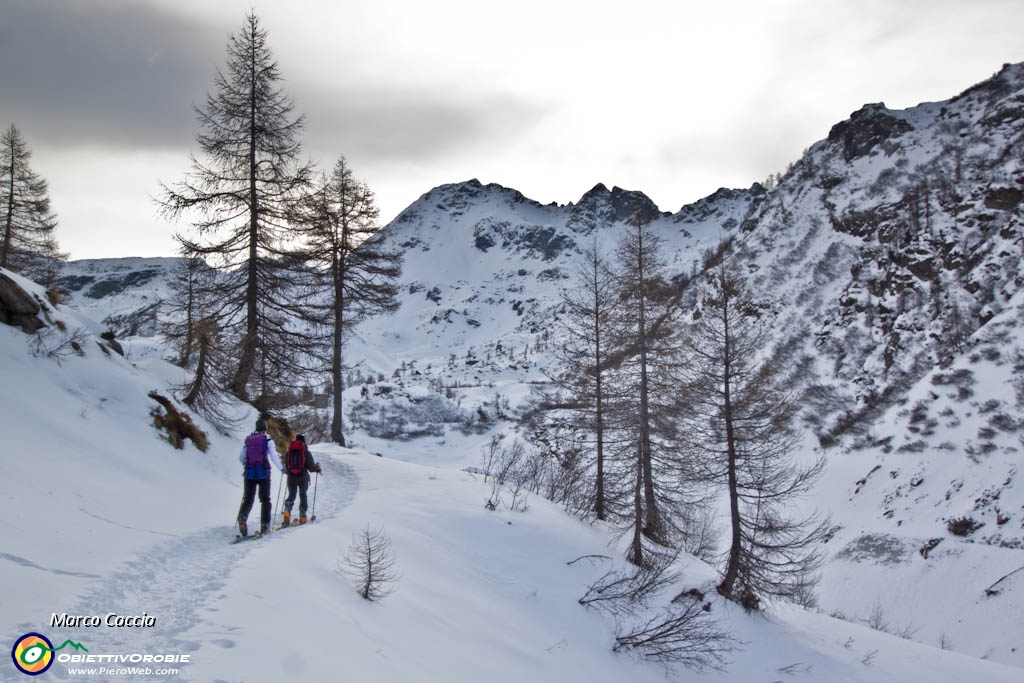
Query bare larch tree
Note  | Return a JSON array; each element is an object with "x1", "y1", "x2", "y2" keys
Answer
[
  {"x1": 611, "y1": 217, "x2": 687, "y2": 565},
  {"x1": 679, "y1": 262, "x2": 827, "y2": 606},
  {"x1": 1, "y1": 124, "x2": 61, "y2": 280},
  {"x1": 293, "y1": 156, "x2": 401, "y2": 445},
  {"x1": 158, "y1": 11, "x2": 313, "y2": 404},
  {"x1": 554, "y1": 235, "x2": 619, "y2": 520}
]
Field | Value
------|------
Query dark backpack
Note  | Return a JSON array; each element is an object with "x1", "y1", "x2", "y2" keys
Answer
[
  {"x1": 243, "y1": 433, "x2": 269, "y2": 480},
  {"x1": 285, "y1": 442, "x2": 306, "y2": 475}
]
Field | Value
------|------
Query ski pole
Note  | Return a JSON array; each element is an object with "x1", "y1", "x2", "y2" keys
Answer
[
  {"x1": 273, "y1": 470, "x2": 284, "y2": 530},
  {"x1": 310, "y1": 472, "x2": 319, "y2": 522}
]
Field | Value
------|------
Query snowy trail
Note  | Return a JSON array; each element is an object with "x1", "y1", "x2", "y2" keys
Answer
[{"x1": 3, "y1": 456, "x2": 357, "y2": 683}]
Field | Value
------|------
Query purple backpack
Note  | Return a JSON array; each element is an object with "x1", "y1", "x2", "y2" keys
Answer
[{"x1": 243, "y1": 433, "x2": 269, "y2": 480}]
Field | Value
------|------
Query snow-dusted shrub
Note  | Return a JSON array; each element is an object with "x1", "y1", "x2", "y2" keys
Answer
[
  {"x1": 977, "y1": 426, "x2": 997, "y2": 440},
  {"x1": 897, "y1": 440, "x2": 928, "y2": 453},
  {"x1": 523, "y1": 418, "x2": 592, "y2": 517},
  {"x1": 29, "y1": 325, "x2": 88, "y2": 363},
  {"x1": 480, "y1": 436, "x2": 530, "y2": 512},
  {"x1": 947, "y1": 515, "x2": 983, "y2": 537},
  {"x1": 537, "y1": 267, "x2": 567, "y2": 281},
  {"x1": 988, "y1": 412, "x2": 1019, "y2": 432},
  {"x1": 978, "y1": 398, "x2": 1001, "y2": 414}
]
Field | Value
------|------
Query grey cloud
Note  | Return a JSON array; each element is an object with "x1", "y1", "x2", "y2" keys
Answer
[
  {"x1": 298, "y1": 85, "x2": 550, "y2": 165},
  {"x1": 0, "y1": 0, "x2": 549, "y2": 168},
  {"x1": 0, "y1": 0, "x2": 224, "y2": 149}
]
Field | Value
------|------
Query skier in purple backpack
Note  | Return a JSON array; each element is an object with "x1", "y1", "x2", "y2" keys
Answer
[{"x1": 237, "y1": 418, "x2": 283, "y2": 536}]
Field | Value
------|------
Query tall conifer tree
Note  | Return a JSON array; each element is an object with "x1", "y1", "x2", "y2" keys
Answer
[
  {"x1": 1, "y1": 124, "x2": 61, "y2": 279},
  {"x1": 679, "y1": 262, "x2": 826, "y2": 605},
  {"x1": 555, "y1": 236, "x2": 619, "y2": 520},
  {"x1": 612, "y1": 217, "x2": 687, "y2": 564},
  {"x1": 159, "y1": 11, "x2": 312, "y2": 404},
  {"x1": 293, "y1": 157, "x2": 401, "y2": 445}
]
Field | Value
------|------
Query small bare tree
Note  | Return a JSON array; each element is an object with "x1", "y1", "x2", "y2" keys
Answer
[{"x1": 341, "y1": 525, "x2": 398, "y2": 601}]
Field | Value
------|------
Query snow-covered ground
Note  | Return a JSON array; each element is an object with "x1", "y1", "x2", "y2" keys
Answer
[
  {"x1": 4, "y1": 60, "x2": 1024, "y2": 683},
  {"x1": 3, "y1": 268, "x2": 1023, "y2": 682}
]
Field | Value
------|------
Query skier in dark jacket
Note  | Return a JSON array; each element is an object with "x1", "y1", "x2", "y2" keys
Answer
[
  {"x1": 281, "y1": 434, "x2": 322, "y2": 526},
  {"x1": 237, "y1": 418, "x2": 283, "y2": 536}
]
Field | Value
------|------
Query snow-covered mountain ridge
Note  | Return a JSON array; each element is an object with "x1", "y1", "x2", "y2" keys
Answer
[{"x1": 43, "y1": 62, "x2": 1024, "y2": 667}]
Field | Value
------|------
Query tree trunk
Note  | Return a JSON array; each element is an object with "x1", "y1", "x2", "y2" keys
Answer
[
  {"x1": 183, "y1": 322, "x2": 210, "y2": 408},
  {"x1": 593, "y1": 254, "x2": 606, "y2": 520},
  {"x1": 1, "y1": 139, "x2": 14, "y2": 269},
  {"x1": 330, "y1": 242, "x2": 347, "y2": 446},
  {"x1": 636, "y1": 227, "x2": 660, "y2": 541},
  {"x1": 718, "y1": 279, "x2": 742, "y2": 597},
  {"x1": 631, "y1": 451, "x2": 644, "y2": 566},
  {"x1": 229, "y1": 39, "x2": 261, "y2": 401},
  {"x1": 594, "y1": 341, "x2": 605, "y2": 520}
]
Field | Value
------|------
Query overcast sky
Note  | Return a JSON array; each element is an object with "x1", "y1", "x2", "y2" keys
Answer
[{"x1": 2, "y1": 0, "x2": 1022, "y2": 259}]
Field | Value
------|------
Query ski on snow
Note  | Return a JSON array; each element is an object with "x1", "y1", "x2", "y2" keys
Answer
[
  {"x1": 233, "y1": 516, "x2": 317, "y2": 540},
  {"x1": 273, "y1": 516, "x2": 316, "y2": 532},
  {"x1": 232, "y1": 531, "x2": 267, "y2": 544}
]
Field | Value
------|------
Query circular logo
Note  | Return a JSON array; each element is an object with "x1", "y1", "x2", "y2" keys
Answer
[{"x1": 11, "y1": 633, "x2": 54, "y2": 676}]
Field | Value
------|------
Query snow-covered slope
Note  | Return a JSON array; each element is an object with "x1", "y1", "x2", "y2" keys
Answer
[
  {"x1": 55, "y1": 257, "x2": 179, "y2": 339},
  {"x1": 1, "y1": 267, "x2": 1021, "y2": 682}
]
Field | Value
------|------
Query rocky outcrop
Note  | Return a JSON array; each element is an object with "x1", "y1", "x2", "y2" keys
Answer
[
  {"x1": 0, "y1": 272, "x2": 43, "y2": 333},
  {"x1": 827, "y1": 103, "x2": 913, "y2": 162}
]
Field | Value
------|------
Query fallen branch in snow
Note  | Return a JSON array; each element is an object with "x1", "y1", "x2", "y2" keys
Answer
[
  {"x1": 613, "y1": 599, "x2": 736, "y2": 671},
  {"x1": 580, "y1": 550, "x2": 679, "y2": 615},
  {"x1": 983, "y1": 564, "x2": 1024, "y2": 596},
  {"x1": 566, "y1": 554, "x2": 611, "y2": 566},
  {"x1": 777, "y1": 662, "x2": 811, "y2": 675}
]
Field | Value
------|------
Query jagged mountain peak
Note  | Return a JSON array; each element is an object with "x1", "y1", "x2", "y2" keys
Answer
[
  {"x1": 391, "y1": 178, "x2": 545, "y2": 230},
  {"x1": 432, "y1": 178, "x2": 535, "y2": 205},
  {"x1": 568, "y1": 182, "x2": 670, "y2": 231},
  {"x1": 578, "y1": 181, "x2": 610, "y2": 199}
]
